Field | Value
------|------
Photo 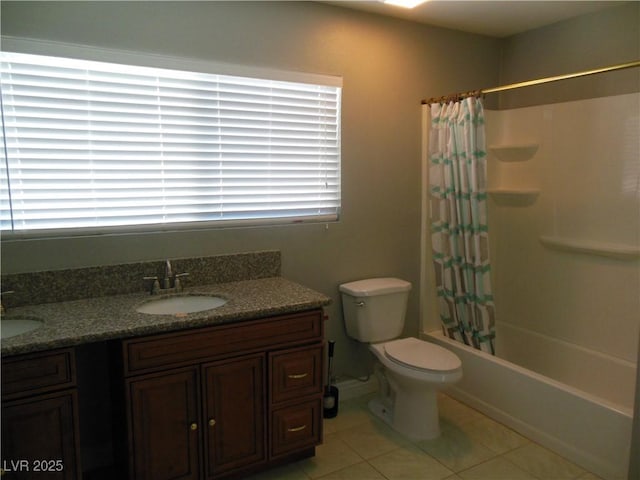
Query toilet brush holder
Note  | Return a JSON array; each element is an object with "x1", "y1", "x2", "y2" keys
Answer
[{"x1": 323, "y1": 340, "x2": 339, "y2": 418}]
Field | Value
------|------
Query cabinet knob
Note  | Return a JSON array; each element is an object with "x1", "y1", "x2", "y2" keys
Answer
[
  {"x1": 208, "y1": 418, "x2": 216, "y2": 427},
  {"x1": 287, "y1": 373, "x2": 308, "y2": 379},
  {"x1": 190, "y1": 423, "x2": 198, "y2": 431}
]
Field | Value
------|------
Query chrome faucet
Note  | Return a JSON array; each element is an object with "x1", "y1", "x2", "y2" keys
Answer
[
  {"x1": 164, "y1": 260, "x2": 174, "y2": 289},
  {"x1": 143, "y1": 260, "x2": 189, "y2": 295}
]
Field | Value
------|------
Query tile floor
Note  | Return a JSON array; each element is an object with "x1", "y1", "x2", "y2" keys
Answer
[{"x1": 247, "y1": 393, "x2": 602, "y2": 480}]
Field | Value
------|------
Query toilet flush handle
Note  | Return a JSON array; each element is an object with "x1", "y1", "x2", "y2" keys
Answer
[{"x1": 356, "y1": 301, "x2": 366, "y2": 307}]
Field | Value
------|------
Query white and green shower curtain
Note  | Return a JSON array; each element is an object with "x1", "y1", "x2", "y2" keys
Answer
[{"x1": 428, "y1": 97, "x2": 495, "y2": 354}]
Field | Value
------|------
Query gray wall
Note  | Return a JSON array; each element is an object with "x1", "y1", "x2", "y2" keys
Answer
[
  {"x1": 497, "y1": 2, "x2": 639, "y2": 108},
  {"x1": 0, "y1": 1, "x2": 500, "y2": 377}
]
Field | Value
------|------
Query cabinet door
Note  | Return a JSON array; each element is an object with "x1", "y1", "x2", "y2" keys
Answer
[
  {"x1": 2, "y1": 391, "x2": 80, "y2": 479},
  {"x1": 128, "y1": 367, "x2": 200, "y2": 480},
  {"x1": 202, "y1": 354, "x2": 266, "y2": 478}
]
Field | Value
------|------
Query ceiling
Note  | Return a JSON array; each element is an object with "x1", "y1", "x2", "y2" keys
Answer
[{"x1": 324, "y1": 1, "x2": 628, "y2": 38}]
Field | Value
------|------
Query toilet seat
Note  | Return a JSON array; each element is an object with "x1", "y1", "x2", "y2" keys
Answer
[{"x1": 384, "y1": 337, "x2": 461, "y2": 373}]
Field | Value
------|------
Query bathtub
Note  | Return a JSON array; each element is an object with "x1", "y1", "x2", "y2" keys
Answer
[{"x1": 425, "y1": 330, "x2": 633, "y2": 480}]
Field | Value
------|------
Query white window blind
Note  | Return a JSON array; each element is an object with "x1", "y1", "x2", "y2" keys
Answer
[{"x1": 0, "y1": 51, "x2": 341, "y2": 236}]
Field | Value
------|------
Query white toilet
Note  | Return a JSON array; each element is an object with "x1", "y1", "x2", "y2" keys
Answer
[{"x1": 339, "y1": 277, "x2": 462, "y2": 440}]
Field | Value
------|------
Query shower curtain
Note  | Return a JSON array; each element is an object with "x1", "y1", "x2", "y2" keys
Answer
[{"x1": 428, "y1": 97, "x2": 495, "y2": 354}]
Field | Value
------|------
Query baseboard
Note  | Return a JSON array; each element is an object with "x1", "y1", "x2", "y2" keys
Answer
[{"x1": 335, "y1": 377, "x2": 378, "y2": 401}]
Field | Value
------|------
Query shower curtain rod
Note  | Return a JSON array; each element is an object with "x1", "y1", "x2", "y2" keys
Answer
[{"x1": 421, "y1": 60, "x2": 640, "y2": 105}]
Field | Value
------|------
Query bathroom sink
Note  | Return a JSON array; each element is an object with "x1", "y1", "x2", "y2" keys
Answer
[
  {"x1": 136, "y1": 295, "x2": 227, "y2": 315},
  {"x1": 1, "y1": 317, "x2": 44, "y2": 339}
]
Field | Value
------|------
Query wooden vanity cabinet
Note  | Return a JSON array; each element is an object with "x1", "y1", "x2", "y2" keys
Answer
[
  {"x1": 1, "y1": 348, "x2": 81, "y2": 480},
  {"x1": 118, "y1": 308, "x2": 324, "y2": 480}
]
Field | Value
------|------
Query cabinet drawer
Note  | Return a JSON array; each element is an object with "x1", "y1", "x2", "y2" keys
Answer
[
  {"x1": 123, "y1": 309, "x2": 323, "y2": 375},
  {"x1": 270, "y1": 345, "x2": 323, "y2": 405},
  {"x1": 271, "y1": 399, "x2": 322, "y2": 458},
  {"x1": 2, "y1": 349, "x2": 76, "y2": 400}
]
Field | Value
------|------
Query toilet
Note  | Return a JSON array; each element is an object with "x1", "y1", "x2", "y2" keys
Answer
[{"x1": 339, "y1": 277, "x2": 462, "y2": 440}]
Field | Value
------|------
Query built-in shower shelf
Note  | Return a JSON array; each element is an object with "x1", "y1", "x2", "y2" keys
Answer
[
  {"x1": 539, "y1": 236, "x2": 640, "y2": 260},
  {"x1": 489, "y1": 143, "x2": 539, "y2": 162}
]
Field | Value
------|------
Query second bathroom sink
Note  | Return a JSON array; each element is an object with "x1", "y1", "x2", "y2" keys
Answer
[
  {"x1": 1, "y1": 317, "x2": 44, "y2": 339},
  {"x1": 136, "y1": 295, "x2": 228, "y2": 315}
]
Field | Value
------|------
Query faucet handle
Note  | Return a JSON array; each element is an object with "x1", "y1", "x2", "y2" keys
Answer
[
  {"x1": 0, "y1": 290, "x2": 15, "y2": 314},
  {"x1": 143, "y1": 276, "x2": 161, "y2": 295},
  {"x1": 174, "y1": 273, "x2": 189, "y2": 293}
]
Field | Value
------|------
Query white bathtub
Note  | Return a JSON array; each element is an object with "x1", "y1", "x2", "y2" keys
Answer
[{"x1": 425, "y1": 330, "x2": 633, "y2": 480}]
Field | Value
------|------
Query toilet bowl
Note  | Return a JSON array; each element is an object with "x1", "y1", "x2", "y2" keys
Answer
[
  {"x1": 368, "y1": 337, "x2": 462, "y2": 440},
  {"x1": 339, "y1": 278, "x2": 462, "y2": 440}
]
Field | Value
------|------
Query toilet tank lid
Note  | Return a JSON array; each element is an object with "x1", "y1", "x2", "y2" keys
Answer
[{"x1": 339, "y1": 278, "x2": 411, "y2": 297}]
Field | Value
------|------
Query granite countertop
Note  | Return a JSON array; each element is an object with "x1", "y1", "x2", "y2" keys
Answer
[{"x1": 1, "y1": 277, "x2": 331, "y2": 357}]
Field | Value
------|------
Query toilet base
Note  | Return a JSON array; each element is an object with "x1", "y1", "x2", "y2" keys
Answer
[
  {"x1": 368, "y1": 388, "x2": 441, "y2": 441},
  {"x1": 394, "y1": 386, "x2": 441, "y2": 440},
  {"x1": 368, "y1": 397, "x2": 393, "y2": 427}
]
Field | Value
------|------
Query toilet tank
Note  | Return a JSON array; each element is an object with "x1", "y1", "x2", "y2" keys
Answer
[{"x1": 339, "y1": 278, "x2": 412, "y2": 343}]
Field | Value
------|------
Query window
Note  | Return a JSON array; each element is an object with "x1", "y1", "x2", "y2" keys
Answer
[{"x1": 0, "y1": 49, "x2": 341, "y2": 236}]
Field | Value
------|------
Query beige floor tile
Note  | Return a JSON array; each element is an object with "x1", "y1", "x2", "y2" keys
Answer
[
  {"x1": 463, "y1": 417, "x2": 530, "y2": 454},
  {"x1": 316, "y1": 461, "x2": 386, "y2": 479},
  {"x1": 438, "y1": 395, "x2": 486, "y2": 428},
  {"x1": 576, "y1": 473, "x2": 604, "y2": 480},
  {"x1": 336, "y1": 418, "x2": 412, "y2": 459},
  {"x1": 368, "y1": 446, "x2": 454, "y2": 480},
  {"x1": 323, "y1": 398, "x2": 374, "y2": 435},
  {"x1": 416, "y1": 423, "x2": 497, "y2": 472},
  {"x1": 504, "y1": 443, "x2": 586, "y2": 480},
  {"x1": 299, "y1": 433, "x2": 363, "y2": 479},
  {"x1": 258, "y1": 393, "x2": 601, "y2": 480},
  {"x1": 458, "y1": 457, "x2": 538, "y2": 480},
  {"x1": 244, "y1": 462, "x2": 310, "y2": 480}
]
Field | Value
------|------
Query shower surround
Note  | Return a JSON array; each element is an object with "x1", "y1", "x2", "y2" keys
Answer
[
  {"x1": 422, "y1": 92, "x2": 639, "y2": 479},
  {"x1": 485, "y1": 92, "x2": 639, "y2": 412}
]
